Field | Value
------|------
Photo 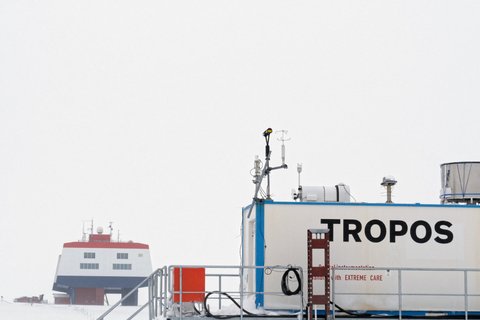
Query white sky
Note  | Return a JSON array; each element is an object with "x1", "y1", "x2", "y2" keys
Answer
[{"x1": 1, "y1": 0, "x2": 480, "y2": 301}]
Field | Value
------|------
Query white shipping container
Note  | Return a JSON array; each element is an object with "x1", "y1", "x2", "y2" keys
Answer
[{"x1": 242, "y1": 201, "x2": 480, "y2": 313}]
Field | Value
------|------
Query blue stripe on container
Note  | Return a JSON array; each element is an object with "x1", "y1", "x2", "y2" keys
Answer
[
  {"x1": 255, "y1": 201, "x2": 265, "y2": 307},
  {"x1": 255, "y1": 200, "x2": 480, "y2": 209}
]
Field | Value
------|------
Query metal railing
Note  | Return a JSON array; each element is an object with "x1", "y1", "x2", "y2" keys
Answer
[
  {"x1": 97, "y1": 265, "x2": 480, "y2": 320},
  {"x1": 96, "y1": 264, "x2": 303, "y2": 320},
  {"x1": 96, "y1": 266, "x2": 167, "y2": 320},
  {"x1": 331, "y1": 266, "x2": 480, "y2": 320},
  {"x1": 168, "y1": 265, "x2": 304, "y2": 320}
]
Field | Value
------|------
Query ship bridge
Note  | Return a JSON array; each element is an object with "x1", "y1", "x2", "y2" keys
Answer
[{"x1": 53, "y1": 227, "x2": 152, "y2": 306}]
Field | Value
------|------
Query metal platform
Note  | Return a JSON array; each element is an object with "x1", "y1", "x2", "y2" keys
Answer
[{"x1": 96, "y1": 265, "x2": 480, "y2": 320}]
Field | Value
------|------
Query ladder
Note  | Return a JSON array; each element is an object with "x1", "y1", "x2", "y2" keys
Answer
[{"x1": 307, "y1": 229, "x2": 331, "y2": 320}]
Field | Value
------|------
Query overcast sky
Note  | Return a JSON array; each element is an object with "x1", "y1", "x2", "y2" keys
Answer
[{"x1": 1, "y1": 1, "x2": 479, "y2": 301}]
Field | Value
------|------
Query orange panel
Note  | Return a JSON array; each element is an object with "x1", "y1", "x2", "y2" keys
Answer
[{"x1": 173, "y1": 267, "x2": 205, "y2": 303}]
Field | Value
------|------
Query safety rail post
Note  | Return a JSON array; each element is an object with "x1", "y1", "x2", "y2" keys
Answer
[
  {"x1": 464, "y1": 270, "x2": 468, "y2": 320},
  {"x1": 180, "y1": 266, "x2": 183, "y2": 320},
  {"x1": 240, "y1": 266, "x2": 244, "y2": 320},
  {"x1": 307, "y1": 229, "x2": 331, "y2": 320},
  {"x1": 398, "y1": 269, "x2": 402, "y2": 320},
  {"x1": 148, "y1": 276, "x2": 153, "y2": 318},
  {"x1": 158, "y1": 267, "x2": 161, "y2": 318},
  {"x1": 219, "y1": 275, "x2": 223, "y2": 309},
  {"x1": 160, "y1": 266, "x2": 164, "y2": 317},
  {"x1": 152, "y1": 266, "x2": 167, "y2": 320},
  {"x1": 331, "y1": 268, "x2": 336, "y2": 320},
  {"x1": 155, "y1": 275, "x2": 158, "y2": 317}
]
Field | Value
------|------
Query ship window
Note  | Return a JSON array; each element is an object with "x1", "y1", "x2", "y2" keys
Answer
[
  {"x1": 84, "y1": 252, "x2": 95, "y2": 259},
  {"x1": 113, "y1": 263, "x2": 132, "y2": 270},
  {"x1": 117, "y1": 253, "x2": 128, "y2": 259},
  {"x1": 80, "y1": 263, "x2": 99, "y2": 269}
]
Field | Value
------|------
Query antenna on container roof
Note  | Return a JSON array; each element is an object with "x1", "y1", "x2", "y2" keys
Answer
[
  {"x1": 297, "y1": 163, "x2": 302, "y2": 187},
  {"x1": 381, "y1": 176, "x2": 397, "y2": 203},
  {"x1": 292, "y1": 163, "x2": 303, "y2": 201},
  {"x1": 247, "y1": 128, "x2": 289, "y2": 218},
  {"x1": 276, "y1": 130, "x2": 290, "y2": 166}
]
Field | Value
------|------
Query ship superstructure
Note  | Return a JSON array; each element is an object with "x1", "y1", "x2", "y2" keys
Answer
[{"x1": 52, "y1": 226, "x2": 152, "y2": 306}]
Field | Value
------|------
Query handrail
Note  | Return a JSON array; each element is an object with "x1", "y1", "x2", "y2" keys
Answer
[
  {"x1": 167, "y1": 265, "x2": 304, "y2": 320},
  {"x1": 331, "y1": 266, "x2": 480, "y2": 320},
  {"x1": 96, "y1": 267, "x2": 165, "y2": 320},
  {"x1": 126, "y1": 301, "x2": 149, "y2": 320},
  {"x1": 96, "y1": 265, "x2": 480, "y2": 320},
  {"x1": 97, "y1": 264, "x2": 303, "y2": 320}
]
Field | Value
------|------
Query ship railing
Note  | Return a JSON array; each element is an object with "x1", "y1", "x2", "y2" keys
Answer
[{"x1": 331, "y1": 266, "x2": 480, "y2": 320}]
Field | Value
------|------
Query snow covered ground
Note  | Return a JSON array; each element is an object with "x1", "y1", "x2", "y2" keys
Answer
[{"x1": 0, "y1": 301, "x2": 149, "y2": 320}]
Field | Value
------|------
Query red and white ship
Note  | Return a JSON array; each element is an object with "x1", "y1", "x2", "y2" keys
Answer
[{"x1": 52, "y1": 225, "x2": 152, "y2": 306}]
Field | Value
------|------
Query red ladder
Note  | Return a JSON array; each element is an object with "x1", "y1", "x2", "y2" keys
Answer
[{"x1": 307, "y1": 229, "x2": 331, "y2": 320}]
